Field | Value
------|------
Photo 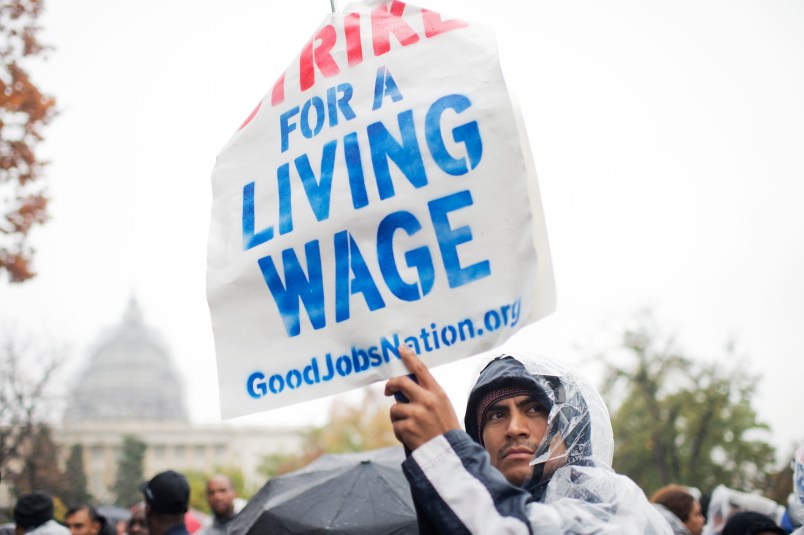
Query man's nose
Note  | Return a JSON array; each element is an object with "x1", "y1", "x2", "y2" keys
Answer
[{"x1": 505, "y1": 409, "x2": 530, "y2": 438}]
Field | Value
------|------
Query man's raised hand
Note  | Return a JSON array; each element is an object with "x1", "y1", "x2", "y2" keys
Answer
[{"x1": 385, "y1": 344, "x2": 461, "y2": 450}]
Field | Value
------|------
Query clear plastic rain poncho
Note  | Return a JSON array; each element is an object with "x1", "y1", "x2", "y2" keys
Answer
[
  {"x1": 464, "y1": 353, "x2": 671, "y2": 534},
  {"x1": 702, "y1": 484, "x2": 786, "y2": 535},
  {"x1": 788, "y1": 445, "x2": 804, "y2": 530}
]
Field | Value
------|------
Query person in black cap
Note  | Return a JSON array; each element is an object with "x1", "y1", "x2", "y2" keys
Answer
[
  {"x1": 386, "y1": 346, "x2": 672, "y2": 534},
  {"x1": 722, "y1": 511, "x2": 786, "y2": 535},
  {"x1": 140, "y1": 470, "x2": 190, "y2": 535},
  {"x1": 13, "y1": 492, "x2": 69, "y2": 535}
]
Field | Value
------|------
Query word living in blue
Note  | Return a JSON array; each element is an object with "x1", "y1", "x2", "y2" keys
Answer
[{"x1": 243, "y1": 67, "x2": 489, "y2": 337}]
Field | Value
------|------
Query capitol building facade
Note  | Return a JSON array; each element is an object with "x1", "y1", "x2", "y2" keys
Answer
[{"x1": 54, "y1": 299, "x2": 304, "y2": 502}]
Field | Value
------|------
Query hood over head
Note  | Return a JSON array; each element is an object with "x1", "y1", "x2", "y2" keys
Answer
[{"x1": 464, "y1": 353, "x2": 613, "y2": 495}]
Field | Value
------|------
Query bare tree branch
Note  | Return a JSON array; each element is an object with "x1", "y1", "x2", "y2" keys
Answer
[{"x1": 0, "y1": 328, "x2": 65, "y2": 476}]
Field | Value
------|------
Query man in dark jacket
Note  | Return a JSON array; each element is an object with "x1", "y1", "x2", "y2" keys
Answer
[
  {"x1": 140, "y1": 470, "x2": 190, "y2": 535},
  {"x1": 386, "y1": 345, "x2": 671, "y2": 534}
]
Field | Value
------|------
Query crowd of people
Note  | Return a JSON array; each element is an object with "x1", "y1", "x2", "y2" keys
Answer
[
  {"x1": 4, "y1": 472, "x2": 238, "y2": 535},
  {"x1": 4, "y1": 347, "x2": 802, "y2": 534}
]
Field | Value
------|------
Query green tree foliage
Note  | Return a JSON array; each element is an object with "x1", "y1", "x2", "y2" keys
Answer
[
  {"x1": 601, "y1": 316, "x2": 775, "y2": 495},
  {"x1": 0, "y1": 0, "x2": 57, "y2": 282},
  {"x1": 184, "y1": 468, "x2": 247, "y2": 514},
  {"x1": 62, "y1": 443, "x2": 92, "y2": 505},
  {"x1": 113, "y1": 435, "x2": 147, "y2": 508},
  {"x1": 259, "y1": 387, "x2": 397, "y2": 478}
]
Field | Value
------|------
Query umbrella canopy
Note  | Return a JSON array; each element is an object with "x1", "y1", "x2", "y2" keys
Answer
[
  {"x1": 96, "y1": 504, "x2": 130, "y2": 534},
  {"x1": 96, "y1": 504, "x2": 131, "y2": 525},
  {"x1": 231, "y1": 447, "x2": 418, "y2": 535}
]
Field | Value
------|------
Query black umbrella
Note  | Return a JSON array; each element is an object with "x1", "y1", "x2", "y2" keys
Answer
[
  {"x1": 96, "y1": 504, "x2": 131, "y2": 525},
  {"x1": 95, "y1": 504, "x2": 131, "y2": 535},
  {"x1": 231, "y1": 446, "x2": 418, "y2": 535}
]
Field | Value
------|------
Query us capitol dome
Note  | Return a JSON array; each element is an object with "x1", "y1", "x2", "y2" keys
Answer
[
  {"x1": 55, "y1": 298, "x2": 304, "y2": 502},
  {"x1": 63, "y1": 297, "x2": 188, "y2": 423}
]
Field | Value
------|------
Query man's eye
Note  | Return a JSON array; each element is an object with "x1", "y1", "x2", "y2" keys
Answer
[
  {"x1": 486, "y1": 410, "x2": 505, "y2": 422},
  {"x1": 527, "y1": 403, "x2": 546, "y2": 414}
]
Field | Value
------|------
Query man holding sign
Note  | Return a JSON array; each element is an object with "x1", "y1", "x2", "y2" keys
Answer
[
  {"x1": 209, "y1": 3, "x2": 668, "y2": 530},
  {"x1": 386, "y1": 345, "x2": 672, "y2": 534}
]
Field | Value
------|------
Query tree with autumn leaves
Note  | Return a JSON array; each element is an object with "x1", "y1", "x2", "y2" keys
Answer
[
  {"x1": 0, "y1": 0, "x2": 56, "y2": 282},
  {"x1": 0, "y1": 0, "x2": 57, "y2": 503}
]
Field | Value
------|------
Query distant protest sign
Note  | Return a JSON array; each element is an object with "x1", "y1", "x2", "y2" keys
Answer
[{"x1": 207, "y1": 0, "x2": 555, "y2": 419}]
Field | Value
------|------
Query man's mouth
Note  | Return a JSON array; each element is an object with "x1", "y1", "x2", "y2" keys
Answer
[{"x1": 501, "y1": 445, "x2": 534, "y2": 459}]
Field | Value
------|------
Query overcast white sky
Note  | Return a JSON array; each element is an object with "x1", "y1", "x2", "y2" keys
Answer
[{"x1": 3, "y1": 0, "x2": 803, "y2": 462}]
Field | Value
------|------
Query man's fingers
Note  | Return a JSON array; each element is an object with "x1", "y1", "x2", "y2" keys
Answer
[
  {"x1": 384, "y1": 376, "x2": 401, "y2": 396},
  {"x1": 385, "y1": 372, "x2": 421, "y2": 403},
  {"x1": 386, "y1": 345, "x2": 461, "y2": 450},
  {"x1": 385, "y1": 344, "x2": 444, "y2": 405},
  {"x1": 398, "y1": 344, "x2": 437, "y2": 389},
  {"x1": 389, "y1": 400, "x2": 411, "y2": 422}
]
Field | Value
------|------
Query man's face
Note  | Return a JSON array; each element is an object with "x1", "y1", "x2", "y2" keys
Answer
[
  {"x1": 684, "y1": 500, "x2": 705, "y2": 535},
  {"x1": 66, "y1": 509, "x2": 101, "y2": 535},
  {"x1": 206, "y1": 476, "x2": 236, "y2": 517},
  {"x1": 481, "y1": 394, "x2": 549, "y2": 486}
]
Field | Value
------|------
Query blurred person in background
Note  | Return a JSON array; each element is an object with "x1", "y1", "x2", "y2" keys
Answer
[
  {"x1": 126, "y1": 504, "x2": 147, "y2": 535},
  {"x1": 703, "y1": 485, "x2": 786, "y2": 535},
  {"x1": 65, "y1": 505, "x2": 102, "y2": 535},
  {"x1": 140, "y1": 471, "x2": 190, "y2": 535},
  {"x1": 651, "y1": 484, "x2": 706, "y2": 535},
  {"x1": 13, "y1": 492, "x2": 69, "y2": 535},
  {"x1": 198, "y1": 475, "x2": 237, "y2": 535},
  {"x1": 721, "y1": 511, "x2": 784, "y2": 535},
  {"x1": 787, "y1": 445, "x2": 804, "y2": 535}
]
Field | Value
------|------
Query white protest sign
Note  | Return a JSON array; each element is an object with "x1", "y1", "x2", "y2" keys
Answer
[{"x1": 207, "y1": 0, "x2": 555, "y2": 419}]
